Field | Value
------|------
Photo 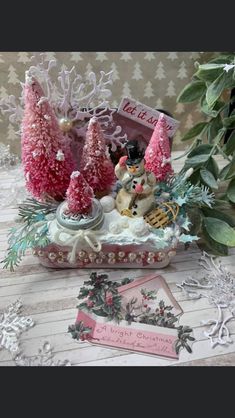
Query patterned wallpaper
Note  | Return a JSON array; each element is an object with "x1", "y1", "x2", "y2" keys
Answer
[{"x1": 0, "y1": 51, "x2": 217, "y2": 156}]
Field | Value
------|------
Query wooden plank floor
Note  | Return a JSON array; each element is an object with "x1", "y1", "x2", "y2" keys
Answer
[{"x1": 1, "y1": 155, "x2": 235, "y2": 366}]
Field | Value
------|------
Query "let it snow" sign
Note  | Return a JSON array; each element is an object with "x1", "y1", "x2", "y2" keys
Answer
[{"x1": 118, "y1": 97, "x2": 180, "y2": 138}]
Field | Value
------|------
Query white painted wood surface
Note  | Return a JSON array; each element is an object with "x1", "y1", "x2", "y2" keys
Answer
[{"x1": 0, "y1": 154, "x2": 235, "y2": 366}]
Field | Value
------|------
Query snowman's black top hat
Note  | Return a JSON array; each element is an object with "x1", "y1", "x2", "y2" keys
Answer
[{"x1": 125, "y1": 140, "x2": 144, "y2": 166}]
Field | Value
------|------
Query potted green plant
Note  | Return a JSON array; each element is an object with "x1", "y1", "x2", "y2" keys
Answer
[{"x1": 176, "y1": 52, "x2": 235, "y2": 255}]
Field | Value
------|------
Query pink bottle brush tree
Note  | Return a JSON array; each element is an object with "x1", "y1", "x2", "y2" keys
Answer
[
  {"x1": 144, "y1": 113, "x2": 173, "y2": 181},
  {"x1": 66, "y1": 171, "x2": 94, "y2": 215},
  {"x1": 21, "y1": 72, "x2": 75, "y2": 201},
  {"x1": 80, "y1": 117, "x2": 115, "y2": 196}
]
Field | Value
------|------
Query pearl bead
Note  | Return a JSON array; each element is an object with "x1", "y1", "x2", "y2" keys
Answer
[
  {"x1": 57, "y1": 257, "x2": 64, "y2": 263},
  {"x1": 148, "y1": 252, "x2": 155, "y2": 258},
  {"x1": 108, "y1": 258, "x2": 116, "y2": 264},
  {"x1": 147, "y1": 257, "x2": 155, "y2": 264},
  {"x1": 158, "y1": 252, "x2": 165, "y2": 260},
  {"x1": 48, "y1": 252, "x2": 57, "y2": 261},
  {"x1": 96, "y1": 258, "x2": 102, "y2": 264},
  {"x1": 123, "y1": 258, "x2": 128, "y2": 263},
  {"x1": 59, "y1": 117, "x2": 73, "y2": 132},
  {"x1": 128, "y1": 252, "x2": 137, "y2": 261},
  {"x1": 138, "y1": 252, "x2": 145, "y2": 259},
  {"x1": 78, "y1": 251, "x2": 86, "y2": 259},
  {"x1": 168, "y1": 250, "x2": 176, "y2": 258},
  {"x1": 136, "y1": 258, "x2": 142, "y2": 264},
  {"x1": 108, "y1": 252, "x2": 115, "y2": 259},
  {"x1": 58, "y1": 251, "x2": 64, "y2": 256},
  {"x1": 38, "y1": 250, "x2": 44, "y2": 257},
  {"x1": 118, "y1": 251, "x2": 125, "y2": 259},
  {"x1": 84, "y1": 258, "x2": 89, "y2": 263},
  {"x1": 89, "y1": 253, "x2": 97, "y2": 261},
  {"x1": 32, "y1": 250, "x2": 37, "y2": 256}
]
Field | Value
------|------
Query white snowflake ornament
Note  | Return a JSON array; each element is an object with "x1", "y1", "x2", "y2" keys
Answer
[{"x1": 0, "y1": 300, "x2": 34, "y2": 355}]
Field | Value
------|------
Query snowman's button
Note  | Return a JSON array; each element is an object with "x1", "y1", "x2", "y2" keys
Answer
[
  {"x1": 133, "y1": 180, "x2": 137, "y2": 184},
  {"x1": 133, "y1": 211, "x2": 137, "y2": 216},
  {"x1": 133, "y1": 204, "x2": 138, "y2": 209},
  {"x1": 132, "y1": 185, "x2": 136, "y2": 189}
]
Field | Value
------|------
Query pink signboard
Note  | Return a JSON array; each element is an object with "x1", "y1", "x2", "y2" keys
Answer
[{"x1": 117, "y1": 97, "x2": 180, "y2": 138}]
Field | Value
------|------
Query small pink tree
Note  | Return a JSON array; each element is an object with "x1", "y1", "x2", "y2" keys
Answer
[
  {"x1": 66, "y1": 171, "x2": 94, "y2": 215},
  {"x1": 21, "y1": 73, "x2": 75, "y2": 201},
  {"x1": 80, "y1": 117, "x2": 115, "y2": 195},
  {"x1": 144, "y1": 113, "x2": 173, "y2": 181}
]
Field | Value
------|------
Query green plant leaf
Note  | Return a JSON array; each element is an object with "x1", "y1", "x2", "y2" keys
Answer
[
  {"x1": 181, "y1": 122, "x2": 208, "y2": 141},
  {"x1": 223, "y1": 115, "x2": 235, "y2": 129},
  {"x1": 184, "y1": 154, "x2": 210, "y2": 167},
  {"x1": 201, "y1": 207, "x2": 235, "y2": 227},
  {"x1": 224, "y1": 156, "x2": 235, "y2": 179},
  {"x1": 224, "y1": 130, "x2": 235, "y2": 155},
  {"x1": 188, "y1": 144, "x2": 213, "y2": 157},
  {"x1": 200, "y1": 95, "x2": 225, "y2": 117},
  {"x1": 219, "y1": 162, "x2": 232, "y2": 180},
  {"x1": 207, "y1": 115, "x2": 223, "y2": 143},
  {"x1": 206, "y1": 157, "x2": 220, "y2": 179},
  {"x1": 206, "y1": 69, "x2": 235, "y2": 110},
  {"x1": 177, "y1": 80, "x2": 206, "y2": 103},
  {"x1": 201, "y1": 227, "x2": 229, "y2": 256},
  {"x1": 227, "y1": 178, "x2": 235, "y2": 203},
  {"x1": 195, "y1": 63, "x2": 225, "y2": 83},
  {"x1": 200, "y1": 168, "x2": 218, "y2": 189},
  {"x1": 203, "y1": 217, "x2": 235, "y2": 247},
  {"x1": 208, "y1": 55, "x2": 235, "y2": 64}
]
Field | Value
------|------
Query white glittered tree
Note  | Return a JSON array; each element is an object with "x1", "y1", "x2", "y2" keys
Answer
[
  {"x1": 17, "y1": 52, "x2": 30, "y2": 64},
  {"x1": 8, "y1": 65, "x2": 19, "y2": 85},
  {"x1": 122, "y1": 81, "x2": 132, "y2": 97},
  {"x1": 144, "y1": 52, "x2": 155, "y2": 61},
  {"x1": 177, "y1": 61, "x2": 187, "y2": 79},
  {"x1": 110, "y1": 63, "x2": 119, "y2": 81},
  {"x1": 44, "y1": 52, "x2": 56, "y2": 61},
  {"x1": 175, "y1": 103, "x2": 185, "y2": 114},
  {"x1": 70, "y1": 52, "x2": 83, "y2": 62},
  {"x1": 132, "y1": 62, "x2": 143, "y2": 80},
  {"x1": 166, "y1": 81, "x2": 176, "y2": 97},
  {"x1": 120, "y1": 52, "x2": 132, "y2": 61},
  {"x1": 7, "y1": 123, "x2": 18, "y2": 141},
  {"x1": 167, "y1": 52, "x2": 178, "y2": 61},
  {"x1": 155, "y1": 62, "x2": 166, "y2": 80},
  {"x1": 96, "y1": 52, "x2": 108, "y2": 62},
  {"x1": 185, "y1": 114, "x2": 194, "y2": 129},
  {"x1": 144, "y1": 81, "x2": 154, "y2": 99}
]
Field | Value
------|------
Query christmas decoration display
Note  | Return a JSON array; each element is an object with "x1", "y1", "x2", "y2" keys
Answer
[
  {"x1": 1, "y1": 56, "x2": 217, "y2": 271},
  {"x1": 144, "y1": 113, "x2": 173, "y2": 181},
  {"x1": 21, "y1": 74, "x2": 76, "y2": 200},
  {"x1": 80, "y1": 117, "x2": 115, "y2": 195},
  {"x1": 68, "y1": 272, "x2": 195, "y2": 357}
]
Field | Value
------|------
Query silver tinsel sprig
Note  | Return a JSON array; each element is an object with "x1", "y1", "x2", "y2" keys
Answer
[
  {"x1": 177, "y1": 252, "x2": 235, "y2": 348},
  {"x1": 14, "y1": 341, "x2": 71, "y2": 366}
]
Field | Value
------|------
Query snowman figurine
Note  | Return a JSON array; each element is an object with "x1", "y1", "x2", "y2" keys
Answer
[{"x1": 115, "y1": 140, "x2": 156, "y2": 217}]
